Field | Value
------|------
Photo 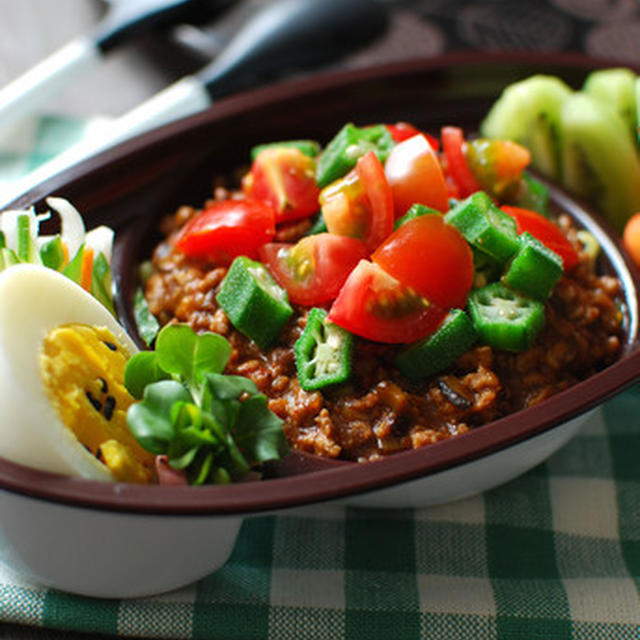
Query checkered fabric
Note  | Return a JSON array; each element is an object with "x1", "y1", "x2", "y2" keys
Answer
[{"x1": 0, "y1": 118, "x2": 639, "y2": 639}]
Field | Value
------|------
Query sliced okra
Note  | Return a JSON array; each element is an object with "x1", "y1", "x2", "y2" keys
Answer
[
  {"x1": 472, "y1": 246, "x2": 502, "y2": 289},
  {"x1": 445, "y1": 191, "x2": 519, "y2": 264},
  {"x1": 468, "y1": 282, "x2": 545, "y2": 352},
  {"x1": 502, "y1": 232, "x2": 563, "y2": 301},
  {"x1": 216, "y1": 256, "x2": 293, "y2": 350},
  {"x1": 513, "y1": 171, "x2": 550, "y2": 215},
  {"x1": 395, "y1": 309, "x2": 477, "y2": 382},
  {"x1": 394, "y1": 203, "x2": 441, "y2": 230},
  {"x1": 316, "y1": 123, "x2": 394, "y2": 188},
  {"x1": 250, "y1": 139, "x2": 321, "y2": 161},
  {"x1": 294, "y1": 307, "x2": 352, "y2": 391}
]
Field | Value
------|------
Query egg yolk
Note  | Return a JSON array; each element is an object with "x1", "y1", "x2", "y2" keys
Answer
[{"x1": 39, "y1": 324, "x2": 155, "y2": 483}]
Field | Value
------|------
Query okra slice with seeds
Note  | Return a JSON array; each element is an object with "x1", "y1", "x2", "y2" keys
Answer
[
  {"x1": 445, "y1": 191, "x2": 519, "y2": 264},
  {"x1": 503, "y1": 232, "x2": 563, "y2": 301},
  {"x1": 395, "y1": 308, "x2": 477, "y2": 382},
  {"x1": 316, "y1": 123, "x2": 394, "y2": 188},
  {"x1": 216, "y1": 256, "x2": 293, "y2": 350},
  {"x1": 294, "y1": 307, "x2": 353, "y2": 391},
  {"x1": 468, "y1": 282, "x2": 545, "y2": 352}
]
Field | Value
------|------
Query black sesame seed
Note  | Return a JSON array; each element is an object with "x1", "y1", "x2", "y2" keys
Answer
[
  {"x1": 86, "y1": 391, "x2": 102, "y2": 412},
  {"x1": 103, "y1": 341, "x2": 117, "y2": 351},
  {"x1": 95, "y1": 446, "x2": 102, "y2": 460},
  {"x1": 98, "y1": 377, "x2": 108, "y2": 394},
  {"x1": 104, "y1": 395, "x2": 116, "y2": 421}
]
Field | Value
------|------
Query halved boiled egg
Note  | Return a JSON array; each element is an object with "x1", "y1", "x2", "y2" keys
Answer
[{"x1": 0, "y1": 264, "x2": 154, "y2": 482}]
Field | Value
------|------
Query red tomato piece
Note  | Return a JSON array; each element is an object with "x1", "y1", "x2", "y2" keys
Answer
[
  {"x1": 502, "y1": 205, "x2": 579, "y2": 270},
  {"x1": 441, "y1": 126, "x2": 482, "y2": 198},
  {"x1": 384, "y1": 134, "x2": 449, "y2": 217},
  {"x1": 372, "y1": 214, "x2": 473, "y2": 309},
  {"x1": 386, "y1": 122, "x2": 440, "y2": 151},
  {"x1": 259, "y1": 233, "x2": 368, "y2": 306},
  {"x1": 174, "y1": 198, "x2": 275, "y2": 265},
  {"x1": 319, "y1": 150, "x2": 394, "y2": 252},
  {"x1": 328, "y1": 260, "x2": 447, "y2": 343},
  {"x1": 242, "y1": 147, "x2": 320, "y2": 223}
]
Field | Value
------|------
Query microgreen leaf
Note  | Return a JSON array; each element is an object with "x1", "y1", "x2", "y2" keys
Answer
[
  {"x1": 126, "y1": 380, "x2": 191, "y2": 454},
  {"x1": 168, "y1": 444, "x2": 199, "y2": 470},
  {"x1": 204, "y1": 372, "x2": 258, "y2": 400},
  {"x1": 155, "y1": 324, "x2": 232, "y2": 389},
  {"x1": 210, "y1": 467, "x2": 232, "y2": 485},
  {"x1": 190, "y1": 451, "x2": 215, "y2": 486},
  {"x1": 124, "y1": 351, "x2": 170, "y2": 399},
  {"x1": 125, "y1": 324, "x2": 288, "y2": 485},
  {"x1": 234, "y1": 394, "x2": 288, "y2": 463}
]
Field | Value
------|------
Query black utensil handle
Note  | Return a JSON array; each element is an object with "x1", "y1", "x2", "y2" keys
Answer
[
  {"x1": 197, "y1": 0, "x2": 387, "y2": 99},
  {"x1": 93, "y1": 0, "x2": 230, "y2": 53}
]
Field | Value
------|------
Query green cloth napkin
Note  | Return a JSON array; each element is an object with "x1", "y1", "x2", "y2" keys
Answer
[{"x1": 0, "y1": 117, "x2": 639, "y2": 639}]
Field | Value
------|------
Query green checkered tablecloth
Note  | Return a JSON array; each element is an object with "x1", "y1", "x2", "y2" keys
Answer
[{"x1": 0, "y1": 117, "x2": 639, "y2": 639}]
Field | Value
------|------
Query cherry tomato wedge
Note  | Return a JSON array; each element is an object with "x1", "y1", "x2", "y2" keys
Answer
[
  {"x1": 384, "y1": 134, "x2": 449, "y2": 217},
  {"x1": 466, "y1": 138, "x2": 531, "y2": 201},
  {"x1": 372, "y1": 214, "x2": 473, "y2": 309},
  {"x1": 328, "y1": 260, "x2": 447, "y2": 343},
  {"x1": 174, "y1": 198, "x2": 275, "y2": 265},
  {"x1": 386, "y1": 122, "x2": 440, "y2": 151},
  {"x1": 502, "y1": 205, "x2": 579, "y2": 270},
  {"x1": 319, "y1": 150, "x2": 394, "y2": 252},
  {"x1": 242, "y1": 147, "x2": 320, "y2": 223},
  {"x1": 441, "y1": 126, "x2": 482, "y2": 198},
  {"x1": 259, "y1": 233, "x2": 368, "y2": 306}
]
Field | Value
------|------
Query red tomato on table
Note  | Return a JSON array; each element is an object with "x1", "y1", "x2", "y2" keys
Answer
[
  {"x1": 502, "y1": 205, "x2": 579, "y2": 270},
  {"x1": 259, "y1": 233, "x2": 368, "y2": 306},
  {"x1": 174, "y1": 198, "x2": 275, "y2": 265},
  {"x1": 384, "y1": 134, "x2": 449, "y2": 217},
  {"x1": 372, "y1": 214, "x2": 474, "y2": 309},
  {"x1": 328, "y1": 260, "x2": 447, "y2": 343},
  {"x1": 243, "y1": 147, "x2": 320, "y2": 223},
  {"x1": 320, "y1": 150, "x2": 394, "y2": 252}
]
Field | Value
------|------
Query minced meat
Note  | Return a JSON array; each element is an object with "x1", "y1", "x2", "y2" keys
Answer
[{"x1": 143, "y1": 203, "x2": 624, "y2": 462}]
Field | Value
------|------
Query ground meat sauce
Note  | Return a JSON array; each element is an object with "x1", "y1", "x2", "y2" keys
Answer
[{"x1": 144, "y1": 198, "x2": 624, "y2": 463}]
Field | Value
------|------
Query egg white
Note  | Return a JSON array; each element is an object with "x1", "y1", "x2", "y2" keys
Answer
[{"x1": 0, "y1": 264, "x2": 138, "y2": 480}]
